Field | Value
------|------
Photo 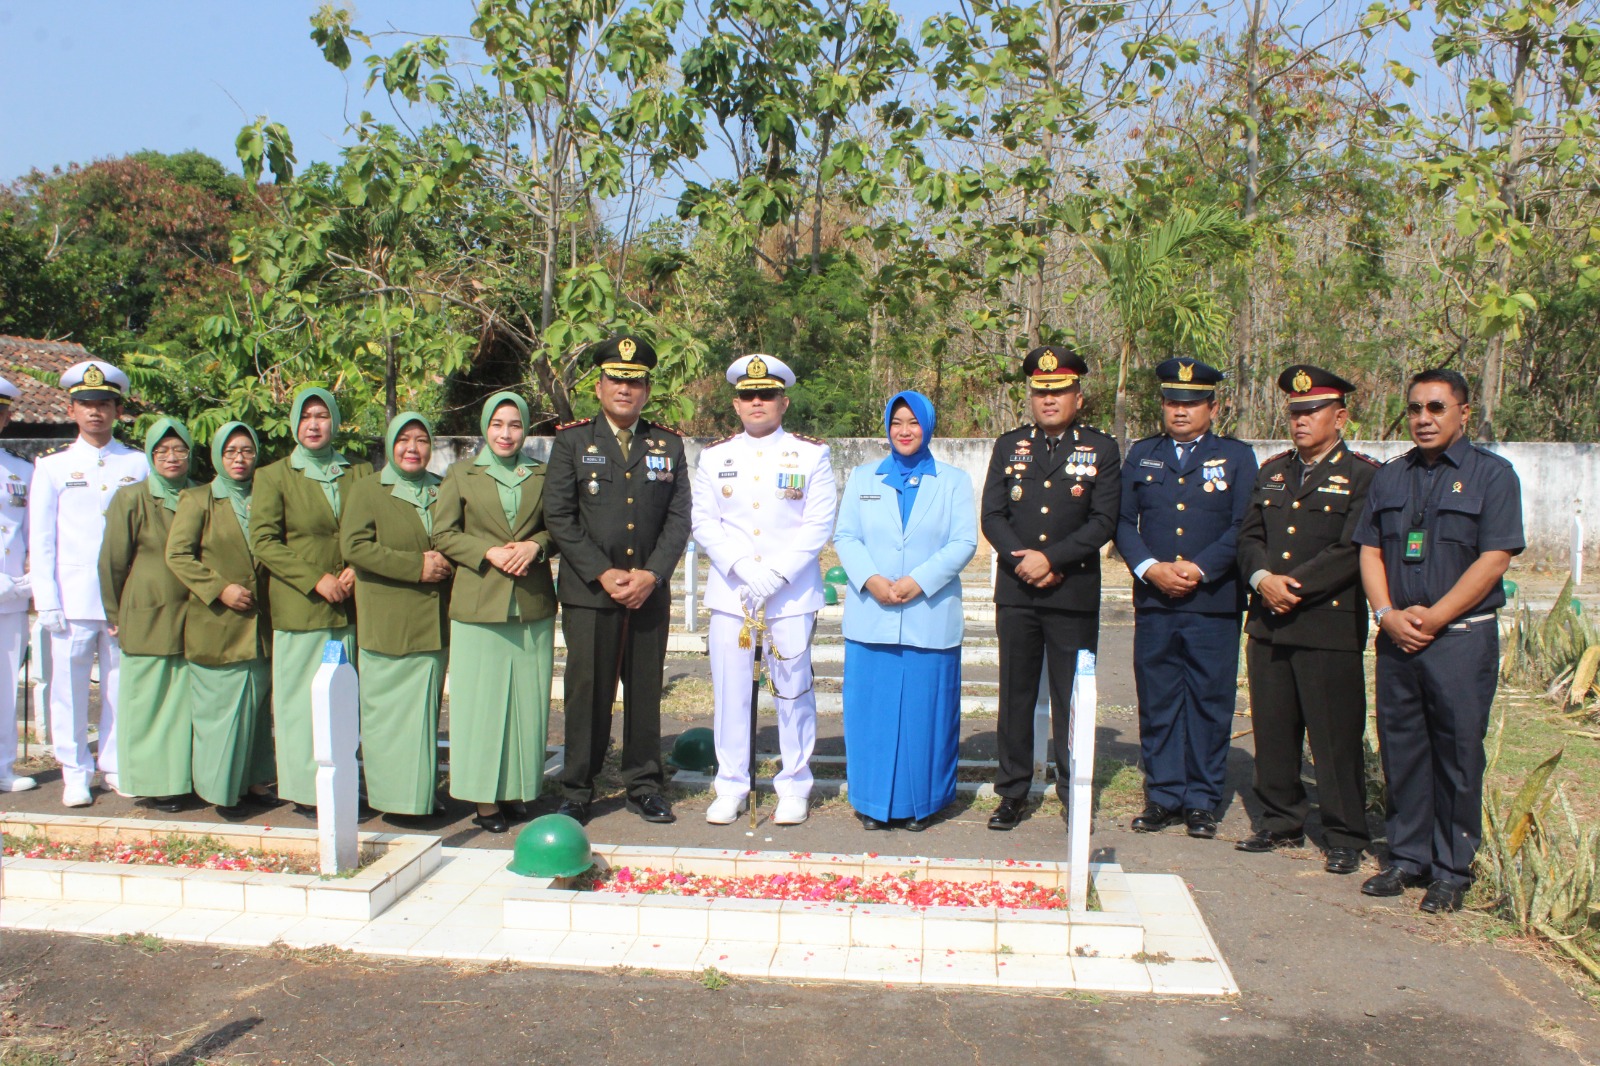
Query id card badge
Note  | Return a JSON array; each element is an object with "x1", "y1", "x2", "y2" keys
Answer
[{"x1": 1404, "y1": 529, "x2": 1427, "y2": 562}]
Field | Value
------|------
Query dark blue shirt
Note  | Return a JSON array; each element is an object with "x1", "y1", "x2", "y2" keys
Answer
[{"x1": 1352, "y1": 435, "x2": 1524, "y2": 619}]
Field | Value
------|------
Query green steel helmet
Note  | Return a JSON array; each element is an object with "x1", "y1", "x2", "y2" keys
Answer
[
  {"x1": 667, "y1": 727, "x2": 717, "y2": 773},
  {"x1": 823, "y1": 583, "x2": 839, "y2": 606},
  {"x1": 824, "y1": 565, "x2": 848, "y2": 585},
  {"x1": 507, "y1": 814, "x2": 593, "y2": 878}
]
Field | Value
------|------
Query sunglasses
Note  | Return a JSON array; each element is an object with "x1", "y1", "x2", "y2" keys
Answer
[
  {"x1": 1404, "y1": 400, "x2": 1462, "y2": 418},
  {"x1": 739, "y1": 389, "x2": 783, "y2": 402}
]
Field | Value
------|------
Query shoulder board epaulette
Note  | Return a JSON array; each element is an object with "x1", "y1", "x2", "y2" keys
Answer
[
  {"x1": 1264, "y1": 449, "x2": 1293, "y2": 464},
  {"x1": 704, "y1": 434, "x2": 736, "y2": 449},
  {"x1": 649, "y1": 422, "x2": 683, "y2": 437},
  {"x1": 790, "y1": 432, "x2": 825, "y2": 445},
  {"x1": 38, "y1": 442, "x2": 70, "y2": 458},
  {"x1": 1075, "y1": 423, "x2": 1109, "y2": 436},
  {"x1": 1350, "y1": 450, "x2": 1381, "y2": 467},
  {"x1": 555, "y1": 417, "x2": 592, "y2": 431},
  {"x1": 1134, "y1": 433, "x2": 1163, "y2": 445},
  {"x1": 0, "y1": 446, "x2": 29, "y2": 463}
]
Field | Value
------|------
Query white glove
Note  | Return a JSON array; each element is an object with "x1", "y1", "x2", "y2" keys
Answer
[
  {"x1": 748, "y1": 567, "x2": 785, "y2": 601},
  {"x1": 37, "y1": 609, "x2": 67, "y2": 634},
  {"x1": 0, "y1": 574, "x2": 14, "y2": 602}
]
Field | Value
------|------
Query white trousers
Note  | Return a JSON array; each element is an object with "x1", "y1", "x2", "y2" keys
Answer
[
  {"x1": 49, "y1": 619, "x2": 120, "y2": 789},
  {"x1": 709, "y1": 610, "x2": 816, "y2": 800},
  {"x1": 0, "y1": 612, "x2": 25, "y2": 783}
]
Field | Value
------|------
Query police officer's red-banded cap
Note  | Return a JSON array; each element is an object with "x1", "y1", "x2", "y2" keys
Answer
[
  {"x1": 1022, "y1": 345, "x2": 1087, "y2": 392},
  {"x1": 1277, "y1": 365, "x2": 1354, "y2": 411}
]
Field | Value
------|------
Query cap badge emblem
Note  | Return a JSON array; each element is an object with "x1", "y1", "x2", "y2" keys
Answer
[
  {"x1": 1039, "y1": 352, "x2": 1059, "y2": 372},
  {"x1": 1177, "y1": 361, "x2": 1194, "y2": 383},
  {"x1": 1292, "y1": 369, "x2": 1312, "y2": 393},
  {"x1": 619, "y1": 338, "x2": 637, "y2": 359},
  {"x1": 84, "y1": 365, "x2": 107, "y2": 387},
  {"x1": 746, "y1": 356, "x2": 768, "y2": 380}
]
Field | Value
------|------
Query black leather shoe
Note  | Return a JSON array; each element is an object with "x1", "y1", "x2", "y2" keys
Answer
[
  {"x1": 148, "y1": 794, "x2": 187, "y2": 814},
  {"x1": 556, "y1": 799, "x2": 592, "y2": 825},
  {"x1": 857, "y1": 812, "x2": 888, "y2": 831},
  {"x1": 240, "y1": 790, "x2": 283, "y2": 809},
  {"x1": 471, "y1": 810, "x2": 509, "y2": 834},
  {"x1": 1324, "y1": 847, "x2": 1362, "y2": 875},
  {"x1": 1185, "y1": 808, "x2": 1218, "y2": 839},
  {"x1": 626, "y1": 794, "x2": 677, "y2": 824},
  {"x1": 1419, "y1": 879, "x2": 1467, "y2": 914},
  {"x1": 1236, "y1": 828, "x2": 1305, "y2": 853},
  {"x1": 1131, "y1": 802, "x2": 1181, "y2": 832},
  {"x1": 215, "y1": 802, "x2": 252, "y2": 821},
  {"x1": 903, "y1": 815, "x2": 933, "y2": 833},
  {"x1": 987, "y1": 796, "x2": 1027, "y2": 831},
  {"x1": 1360, "y1": 866, "x2": 1429, "y2": 897},
  {"x1": 292, "y1": 803, "x2": 316, "y2": 818},
  {"x1": 504, "y1": 801, "x2": 531, "y2": 821}
]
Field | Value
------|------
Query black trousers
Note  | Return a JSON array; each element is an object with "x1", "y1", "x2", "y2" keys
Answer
[
  {"x1": 994, "y1": 606, "x2": 1097, "y2": 801},
  {"x1": 1375, "y1": 619, "x2": 1497, "y2": 886},
  {"x1": 1245, "y1": 638, "x2": 1370, "y2": 849},
  {"x1": 558, "y1": 598, "x2": 669, "y2": 804}
]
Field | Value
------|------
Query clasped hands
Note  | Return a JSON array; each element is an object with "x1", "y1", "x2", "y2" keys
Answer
[
  {"x1": 1009, "y1": 549, "x2": 1063, "y2": 590},
  {"x1": 863, "y1": 574, "x2": 925, "y2": 606},
  {"x1": 600, "y1": 567, "x2": 658, "y2": 610},
  {"x1": 1145, "y1": 560, "x2": 1204, "y2": 598},
  {"x1": 484, "y1": 541, "x2": 540, "y2": 578},
  {"x1": 1380, "y1": 605, "x2": 1446, "y2": 653},
  {"x1": 732, "y1": 558, "x2": 786, "y2": 605},
  {"x1": 314, "y1": 567, "x2": 359, "y2": 603}
]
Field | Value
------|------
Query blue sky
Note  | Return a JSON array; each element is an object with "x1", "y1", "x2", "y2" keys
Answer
[{"x1": 1, "y1": 0, "x2": 1437, "y2": 186}]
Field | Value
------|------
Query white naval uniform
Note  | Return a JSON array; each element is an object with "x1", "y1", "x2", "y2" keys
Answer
[
  {"x1": 0, "y1": 448, "x2": 33, "y2": 786},
  {"x1": 29, "y1": 437, "x2": 147, "y2": 790},
  {"x1": 690, "y1": 427, "x2": 837, "y2": 800}
]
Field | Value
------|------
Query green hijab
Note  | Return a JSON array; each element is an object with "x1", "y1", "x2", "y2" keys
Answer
[
  {"x1": 474, "y1": 392, "x2": 534, "y2": 528},
  {"x1": 144, "y1": 417, "x2": 195, "y2": 512},
  {"x1": 379, "y1": 412, "x2": 441, "y2": 534},
  {"x1": 210, "y1": 422, "x2": 258, "y2": 538},
  {"x1": 287, "y1": 387, "x2": 352, "y2": 517}
]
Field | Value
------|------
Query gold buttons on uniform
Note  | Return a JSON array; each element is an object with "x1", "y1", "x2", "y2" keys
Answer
[
  {"x1": 1039, "y1": 534, "x2": 1047, "y2": 542},
  {"x1": 1175, "y1": 554, "x2": 1185, "y2": 561},
  {"x1": 1281, "y1": 551, "x2": 1292, "y2": 559},
  {"x1": 1040, "y1": 506, "x2": 1049, "y2": 514},
  {"x1": 1176, "y1": 528, "x2": 1184, "y2": 535},
  {"x1": 1331, "y1": 600, "x2": 1340, "y2": 607},
  {"x1": 1286, "y1": 526, "x2": 1296, "y2": 534},
  {"x1": 625, "y1": 472, "x2": 632, "y2": 479},
  {"x1": 627, "y1": 523, "x2": 635, "y2": 530},
  {"x1": 1323, "y1": 505, "x2": 1332, "y2": 512},
  {"x1": 1043, "y1": 481, "x2": 1051, "y2": 488},
  {"x1": 626, "y1": 548, "x2": 634, "y2": 556},
  {"x1": 753, "y1": 502, "x2": 760, "y2": 509},
  {"x1": 627, "y1": 497, "x2": 633, "y2": 504},
  {"x1": 1177, "y1": 477, "x2": 1185, "y2": 484},
  {"x1": 1291, "y1": 501, "x2": 1300, "y2": 509},
  {"x1": 1176, "y1": 503, "x2": 1185, "y2": 511},
  {"x1": 754, "y1": 529, "x2": 761, "y2": 536}
]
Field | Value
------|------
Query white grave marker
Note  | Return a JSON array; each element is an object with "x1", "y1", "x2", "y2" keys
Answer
[
  {"x1": 311, "y1": 640, "x2": 360, "y2": 874},
  {"x1": 1067, "y1": 649, "x2": 1097, "y2": 911}
]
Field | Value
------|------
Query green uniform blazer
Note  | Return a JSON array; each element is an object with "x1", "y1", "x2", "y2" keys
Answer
[
  {"x1": 432, "y1": 458, "x2": 557, "y2": 624},
  {"x1": 248, "y1": 456, "x2": 373, "y2": 633},
  {"x1": 340, "y1": 475, "x2": 451, "y2": 656},
  {"x1": 165, "y1": 485, "x2": 272, "y2": 666},
  {"x1": 99, "y1": 485, "x2": 190, "y2": 656}
]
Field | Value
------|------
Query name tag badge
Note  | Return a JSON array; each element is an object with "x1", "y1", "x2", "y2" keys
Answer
[
  {"x1": 719, "y1": 470, "x2": 738, "y2": 479},
  {"x1": 65, "y1": 481, "x2": 88, "y2": 488},
  {"x1": 1405, "y1": 529, "x2": 1427, "y2": 562},
  {"x1": 1261, "y1": 482, "x2": 1284, "y2": 492},
  {"x1": 1010, "y1": 454, "x2": 1032, "y2": 464},
  {"x1": 582, "y1": 455, "x2": 606, "y2": 465},
  {"x1": 1140, "y1": 458, "x2": 1163, "y2": 468},
  {"x1": 860, "y1": 494, "x2": 881, "y2": 500}
]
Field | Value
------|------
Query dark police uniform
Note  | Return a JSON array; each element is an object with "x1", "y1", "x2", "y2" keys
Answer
[
  {"x1": 544, "y1": 337, "x2": 692, "y2": 815},
  {"x1": 1116, "y1": 359, "x2": 1258, "y2": 825},
  {"x1": 980, "y1": 346, "x2": 1121, "y2": 809},
  {"x1": 1352, "y1": 434, "x2": 1523, "y2": 887},
  {"x1": 1237, "y1": 367, "x2": 1378, "y2": 859}
]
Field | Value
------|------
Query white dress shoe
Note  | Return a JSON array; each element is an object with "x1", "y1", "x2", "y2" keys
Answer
[
  {"x1": 774, "y1": 795, "x2": 809, "y2": 825},
  {"x1": 0, "y1": 775, "x2": 39, "y2": 793},
  {"x1": 63, "y1": 781, "x2": 93, "y2": 807},
  {"x1": 101, "y1": 772, "x2": 132, "y2": 797},
  {"x1": 705, "y1": 794, "x2": 747, "y2": 825}
]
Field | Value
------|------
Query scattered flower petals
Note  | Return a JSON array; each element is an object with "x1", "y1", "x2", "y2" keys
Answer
[{"x1": 581, "y1": 866, "x2": 1068, "y2": 909}]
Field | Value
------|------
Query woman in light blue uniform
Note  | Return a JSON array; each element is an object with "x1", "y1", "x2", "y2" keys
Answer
[{"x1": 834, "y1": 391, "x2": 977, "y2": 830}]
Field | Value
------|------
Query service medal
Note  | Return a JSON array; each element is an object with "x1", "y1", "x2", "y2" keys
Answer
[
  {"x1": 587, "y1": 480, "x2": 599, "y2": 495},
  {"x1": 1204, "y1": 482, "x2": 1215, "y2": 493},
  {"x1": 1217, "y1": 481, "x2": 1227, "y2": 491},
  {"x1": 1010, "y1": 484, "x2": 1023, "y2": 501},
  {"x1": 1071, "y1": 484, "x2": 1085, "y2": 497}
]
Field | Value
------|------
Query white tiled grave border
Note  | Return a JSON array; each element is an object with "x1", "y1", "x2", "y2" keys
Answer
[
  {"x1": 0, "y1": 813, "x2": 441, "y2": 922},
  {"x1": 1, "y1": 838, "x2": 1236, "y2": 994}
]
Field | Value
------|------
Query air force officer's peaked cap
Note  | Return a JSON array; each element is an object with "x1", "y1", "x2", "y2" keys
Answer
[
  {"x1": 1154, "y1": 357, "x2": 1224, "y2": 401},
  {"x1": 61, "y1": 360, "x2": 129, "y2": 402},
  {"x1": 726, "y1": 354, "x2": 796, "y2": 392},
  {"x1": 0, "y1": 375, "x2": 18, "y2": 408}
]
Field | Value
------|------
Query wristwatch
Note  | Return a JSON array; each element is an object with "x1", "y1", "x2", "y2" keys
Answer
[{"x1": 1372, "y1": 606, "x2": 1393, "y2": 625}]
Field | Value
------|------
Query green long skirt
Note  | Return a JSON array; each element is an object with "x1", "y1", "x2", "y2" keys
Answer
[
  {"x1": 190, "y1": 659, "x2": 274, "y2": 806},
  {"x1": 119, "y1": 653, "x2": 191, "y2": 797},
  {"x1": 447, "y1": 617, "x2": 554, "y2": 804},
  {"x1": 271, "y1": 627, "x2": 358, "y2": 806},
  {"x1": 359, "y1": 648, "x2": 445, "y2": 815}
]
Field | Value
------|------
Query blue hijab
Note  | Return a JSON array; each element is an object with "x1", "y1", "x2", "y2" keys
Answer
[{"x1": 875, "y1": 390, "x2": 937, "y2": 526}]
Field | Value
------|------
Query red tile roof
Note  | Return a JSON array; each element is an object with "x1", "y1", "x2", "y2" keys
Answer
[{"x1": 0, "y1": 335, "x2": 95, "y2": 424}]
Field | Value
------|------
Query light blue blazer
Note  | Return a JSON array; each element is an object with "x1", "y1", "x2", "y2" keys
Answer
[{"x1": 833, "y1": 459, "x2": 977, "y2": 650}]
